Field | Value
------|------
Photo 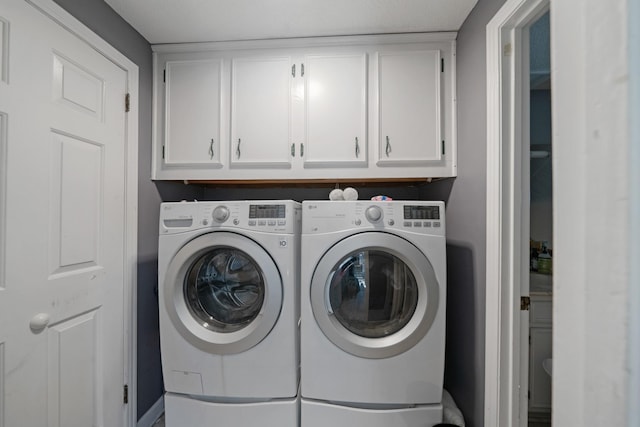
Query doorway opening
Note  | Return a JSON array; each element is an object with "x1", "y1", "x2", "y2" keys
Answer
[
  {"x1": 484, "y1": 0, "x2": 550, "y2": 426},
  {"x1": 526, "y1": 11, "x2": 552, "y2": 427}
]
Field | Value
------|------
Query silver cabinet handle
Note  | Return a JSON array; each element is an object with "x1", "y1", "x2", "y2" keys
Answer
[
  {"x1": 385, "y1": 136, "x2": 391, "y2": 157},
  {"x1": 236, "y1": 138, "x2": 241, "y2": 159},
  {"x1": 209, "y1": 138, "x2": 215, "y2": 159},
  {"x1": 291, "y1": 143, "x2": 295, "y2": 157},
  {"x1": 292, "y1": 64, "x2": 296, "y2": 77},
  {"x1": 355, "y1": 137, "x2": 360, "y2": 158},
  {"x1": 301, "y1": 63, "x2": 305, "y2": 77},
  {"x1": 300, "y1": 143, "x2": 304, "y2": 157}
]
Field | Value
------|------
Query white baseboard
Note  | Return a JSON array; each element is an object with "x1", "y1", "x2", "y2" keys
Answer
[{"x1": 137, "y1": 396, "x2": 165, "y2": 427}]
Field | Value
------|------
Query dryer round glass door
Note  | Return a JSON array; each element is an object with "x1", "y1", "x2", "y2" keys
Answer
[
  {"x1": 310, "y1": 232, "x2": 440, "y2": 359},
  {"x1": 164, "y1": 232, "x2": 282, "y2": 354}
]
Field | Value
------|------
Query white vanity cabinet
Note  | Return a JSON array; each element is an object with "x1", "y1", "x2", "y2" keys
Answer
[
  {"x1": 529, "y1": 294, "x2": 552, "y2": 416},
  {"x1": 152, "y1": 33, "x2": 457, "y2": 181}
]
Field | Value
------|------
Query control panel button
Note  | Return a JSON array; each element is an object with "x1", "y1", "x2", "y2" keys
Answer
[
  {"x1": 248, "y1": 220, "x2": 256, "y2": 226},
  {"x1": 233, "y1": 218, "x2": 240, "y2": 225},
  {"x1": 277, "y1": 220, "x2": 286, "y2": 226},
  {"x1": 424, "y1": 222, "x2": 432, "y2": 228},
  {"x1": 258, "y1": 220, "x2": 266, "y2": 226},
  {"x1": 404, "y1": 221, "x2": 412, "y2": 227},
  {"x1": 388, "y1": 219, "x2": 395, "y2": 226},
  {"x1": 433, "y1": 222, "x2": 441, "y2": 228},
  {"x1": 413, "y1": 221, "x2": 422, "y2": 227},
  {"x1": 268, "y1": 220, "x2": 276, "y2": 226},
  {"x1": 355, "y1": 219, "x2": 362, "y2": 226}
]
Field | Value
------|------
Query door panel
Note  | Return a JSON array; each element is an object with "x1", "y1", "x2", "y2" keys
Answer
[
  {"x1": 49, "y1": 131, "x2": 102, "y2": 274},
  {"x1": 303, "y1": 53, "x2": 367, "y2": 167},
  {"x1": 165, "y1": 59, "x2": 222, "y2": 165},
  {"x1": 0, "y1": 1, "x2": 127, "y2": 426},
  {"x1": 378, "y1": 50, "x2": 442, "y2": 166},
  {"x1": 47, "y1": 311, "x2": 99, "y2": 427},
  {"x1": 230, "y1": 55, "x2": 292, "y2": 168}
]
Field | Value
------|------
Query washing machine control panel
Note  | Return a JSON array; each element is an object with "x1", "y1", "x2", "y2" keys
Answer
[
  {"x1": 160, "y1": 201, "x2": 302, "y2": 234},
  {"x1": 302, "y1": 201, "x2": 445, "y2": 236}
]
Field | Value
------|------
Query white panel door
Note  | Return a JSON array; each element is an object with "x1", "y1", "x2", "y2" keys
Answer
[
  {"x1": 230, "y1": 55, "x2": 292, "y2": 168},
  {"x1": 303, "y1": 53, "x2": 367, "y2": 168},
  {"x1": 0, "y1": 1, "x2": 128, "y2": 426},
  {"x1": 377, "y1": 50, "x2": 443, "y2": 166}
]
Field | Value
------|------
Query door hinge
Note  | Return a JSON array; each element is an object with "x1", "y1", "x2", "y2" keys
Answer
[
  {"x1": 521, "y1": 296, "x2": 531, "y2": 311},
  {"x1": 125, "y1": 93, "x2": 130, "y2": 113},
  {"x1": 123, "y1": 384, "x2": 129, "y2": 404},
  {"x1": 441, "y1": 58, "x2": 444, "y2": 72}
]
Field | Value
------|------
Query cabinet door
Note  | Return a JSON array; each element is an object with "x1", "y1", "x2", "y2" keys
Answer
[
  {"x1": 377, "y1": 50, "x2": 442, "y2": 166},
  {"x1": 230, "y1": 56, "x2": 292, "y2": 168},
  {"x1": 164, "y1": 59, "x2": 222, "y2": 166},
  {"x1": 303, "y1": 53, "x2": 367, "y2": 168}
]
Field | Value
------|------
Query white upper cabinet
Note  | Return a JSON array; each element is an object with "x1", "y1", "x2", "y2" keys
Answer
[
  {"x1": 152, "y1": 33, "x2": 457, "y2": 181},
  {"x1": 302, "y1": 53, "x2": 368, "y2": 168},
  {"x1": 164, "y1": 59, "x2": 222, "y2": 167},
  {"x1": 230, "y1": 55, "x2": 293, "y2": 169},
  {"x1": 377, "y1": 49, "x2": 442, "y2": 166}
]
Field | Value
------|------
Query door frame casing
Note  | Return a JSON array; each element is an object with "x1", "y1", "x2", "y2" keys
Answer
[
  {"x1": 25, "y1": 1, "x2": 139, "y2": 425},
  {"x1": 484, "y1": 0, "x2": 548, "y2": 425}
]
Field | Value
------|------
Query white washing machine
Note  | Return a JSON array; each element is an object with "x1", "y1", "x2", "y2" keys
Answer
[
  {"x1": 158, "y1": 200, "x2": 301, "y2": 426},
  {"x1": 300, "y1": 200, "x2": 446, "y2": 427}
]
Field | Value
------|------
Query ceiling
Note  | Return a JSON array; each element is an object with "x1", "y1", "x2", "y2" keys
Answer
[{"x1": 104, "y1": 0, "x2": 478, "y2": 45}]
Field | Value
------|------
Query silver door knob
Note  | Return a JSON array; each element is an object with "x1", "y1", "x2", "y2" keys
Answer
[{"x1": 30, "y1": 313, "x2": 50, "y2": 332}]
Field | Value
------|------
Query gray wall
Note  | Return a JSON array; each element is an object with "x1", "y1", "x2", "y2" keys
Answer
[
  {"x1": 49, "y1": 0, "x2": 507, "y2": 425},
  {"x1": 443, "y1": 0, "x2": 507, "y2": 426}
]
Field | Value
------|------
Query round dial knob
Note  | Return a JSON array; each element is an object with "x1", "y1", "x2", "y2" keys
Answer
[
  {"x1": 365, "y1": 206, "x2": 383, "y2": 223},
  {"x1": 212, "y1": 206, "x2": 230, "y2": 223}
]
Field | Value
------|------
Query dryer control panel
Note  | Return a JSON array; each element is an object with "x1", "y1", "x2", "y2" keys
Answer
[
  {"x1": 302, "y1": 200, "x2": 445, "y2": 236},
  {"x1": 160, "y1": 200, "x2": 301, "y2": 235}
]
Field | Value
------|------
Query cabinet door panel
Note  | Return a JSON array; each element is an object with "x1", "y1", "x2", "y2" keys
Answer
[
  {"x1": 230, "y1": 56, "x2": 292, "y2": 168},
  {"x1": 303, "y1": 53, "x2": 367, "y2": 168},
  {"x1": 378, "y1": 50, "x2": 442, "y2": 166},
  {"x1": 165, "y1": 59, "x2": 222, "y2": 166}
]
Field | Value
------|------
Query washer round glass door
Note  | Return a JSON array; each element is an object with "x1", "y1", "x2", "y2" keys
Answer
[
  {"x1": 310, "y1": 232, "x2": 440, "y2": 359},
  {"x1": 164, "y1": 232, "x2": 282, "y2": 354}
]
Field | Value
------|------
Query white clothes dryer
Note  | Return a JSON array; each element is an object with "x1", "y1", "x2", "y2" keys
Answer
[
  {"x1": 300, "y1": 201, "x2": 446, "y2": 427},
  {"x1": 158, "y1": 200, "x2": 300, "y2": 427}
]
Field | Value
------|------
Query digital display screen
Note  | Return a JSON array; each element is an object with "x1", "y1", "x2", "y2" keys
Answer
[
  {"x1": 404, "y1": 205, "x2": 440, "y2": 220},
  {"x1": 249, "y1": 204, "x2": 286, "y2": 219}
]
